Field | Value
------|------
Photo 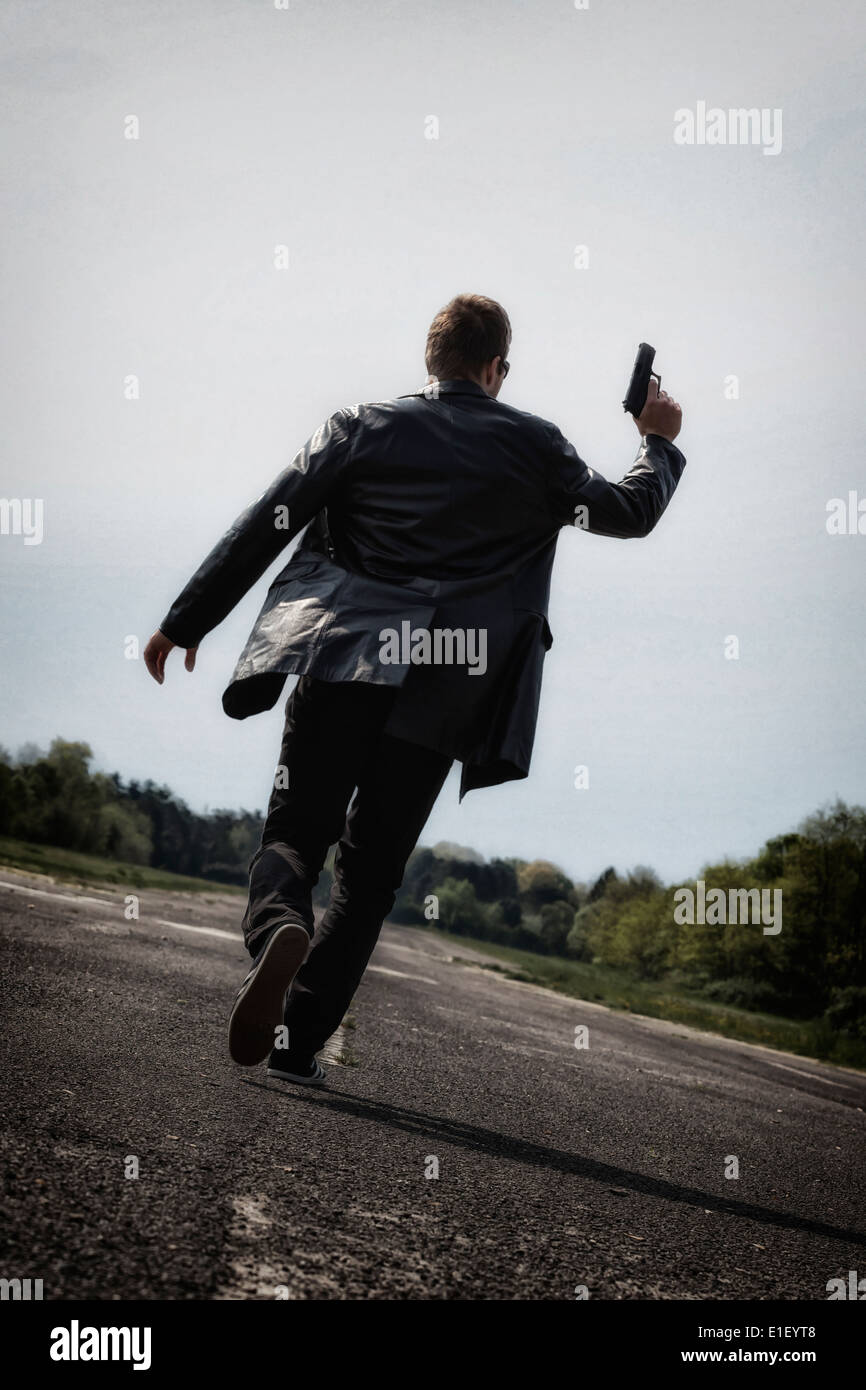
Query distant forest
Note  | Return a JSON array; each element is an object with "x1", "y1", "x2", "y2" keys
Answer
[{"x1": 1, "y1": 738, "x2": 864, "y2": 1036}]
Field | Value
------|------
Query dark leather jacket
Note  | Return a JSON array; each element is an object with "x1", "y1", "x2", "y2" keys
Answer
[{"x1": 161, "y1": 378, "x2": 686, "y2": 797}]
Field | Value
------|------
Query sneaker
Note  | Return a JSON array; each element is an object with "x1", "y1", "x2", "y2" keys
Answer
[
  {"x1": 267, "y1": 1052, "x2": 326, "y2": 1086},
  {"x1": 228, "y1": 922, "x2": 310, "y2": 1066}
]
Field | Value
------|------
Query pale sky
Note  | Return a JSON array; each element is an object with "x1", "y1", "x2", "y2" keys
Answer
[{"x1": 2, "y1": 0, "x2": 864, "y2": 884}]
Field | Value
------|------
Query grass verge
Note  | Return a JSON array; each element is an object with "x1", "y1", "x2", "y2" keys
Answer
[
  {"x1": 420, "y1": 926, "x2": 866, "y2": 1072},
  {"x1": 0, "y1": 835, "x2": 244, "y2": 895}
]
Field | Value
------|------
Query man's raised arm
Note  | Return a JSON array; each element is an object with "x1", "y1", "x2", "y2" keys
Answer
[{"x1": 547, "y1": 380, "x2": 686, "y2": 538}]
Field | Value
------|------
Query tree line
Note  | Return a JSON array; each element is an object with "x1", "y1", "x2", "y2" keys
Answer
[
  {"x1": 0, "y1": 739, "x2": 261, "y2": 884},
  {"x1": 392, "y1": 808, "x2": 866, "y2": 1034}
]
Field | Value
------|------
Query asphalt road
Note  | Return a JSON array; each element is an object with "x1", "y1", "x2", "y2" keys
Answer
[{"x1": 0, "y1": 869, "x2": 864, "y2": 1301}]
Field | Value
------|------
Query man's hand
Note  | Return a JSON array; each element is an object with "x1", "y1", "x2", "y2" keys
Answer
[
  {"x1": 634, "y1": 378, "x2": 682, "y2": 443},
  {"x1": 144, "y1": 630, "x2": 197, "y2": 685}
]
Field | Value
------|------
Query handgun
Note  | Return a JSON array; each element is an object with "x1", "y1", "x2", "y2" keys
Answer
[{"x1": 622, "y1": 342, "x2": 662, "y2": 417}]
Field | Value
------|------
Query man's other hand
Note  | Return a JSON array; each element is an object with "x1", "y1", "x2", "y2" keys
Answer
[
  {"x1": 144, "y1": 630, "x2": 198, "y2": 685},
  {"x1": 634, "y1": 379, "x2": 682, "y2": 442}
]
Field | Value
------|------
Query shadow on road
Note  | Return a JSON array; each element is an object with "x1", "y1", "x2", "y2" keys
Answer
[{"x1": 242, "y1": 1076, "x2": 866, "y2": 1250}]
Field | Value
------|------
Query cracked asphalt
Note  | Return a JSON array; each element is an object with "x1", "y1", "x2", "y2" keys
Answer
[{"x1": 0, "y1": 869, "x2": 864, "y2": 1301}]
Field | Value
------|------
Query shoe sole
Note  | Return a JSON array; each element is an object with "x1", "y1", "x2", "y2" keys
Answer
[
  {"x1": 228, "y1": 923, "x2": 310, "y2": 1066},
  {"x1": 267, "y1": 1059, "x2": 326, "y2": 1087}
]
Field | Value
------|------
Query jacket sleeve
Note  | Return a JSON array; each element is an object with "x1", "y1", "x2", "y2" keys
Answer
[
  {"x1": 546, "y1": 422, "x2": 686, "y2": 538},
  {"x1": 159, "y1": 408, "x2": 355, "y2": 648}
]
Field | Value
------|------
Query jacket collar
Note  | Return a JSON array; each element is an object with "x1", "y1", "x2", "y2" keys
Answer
[{"x1": 399, "y1": 378, "x2": 492, "y2": 400}]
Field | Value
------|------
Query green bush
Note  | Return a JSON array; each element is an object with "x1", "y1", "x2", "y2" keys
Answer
[{"x1": 823, "y1": 986, "x2": 866, "y2": 1040}]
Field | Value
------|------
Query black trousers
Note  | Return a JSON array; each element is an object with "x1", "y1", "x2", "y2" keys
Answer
[{"x1": 241, "y1": 676, "x2": 453, "y2": 1054}]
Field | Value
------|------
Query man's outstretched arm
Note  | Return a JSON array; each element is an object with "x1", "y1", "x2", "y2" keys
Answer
[
  {"x1": 144, "y1": 408, "x2": 355, "y2": 684},
  {"x1": 548, "y1": 380, "x2": 686, "y2": 537}
]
